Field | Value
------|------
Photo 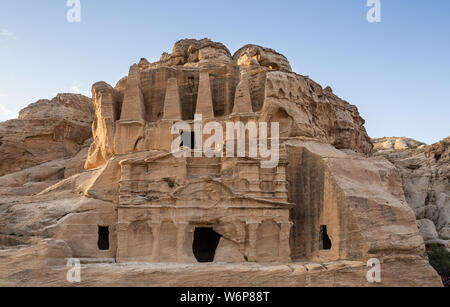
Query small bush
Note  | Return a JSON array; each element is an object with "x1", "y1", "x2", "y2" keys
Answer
[
  {"x1": 163, "y1": 177, "x2": 176, "y2": 189},
  {"x1": 427, "y1": 244, "x2": 450, "y2": 287}
]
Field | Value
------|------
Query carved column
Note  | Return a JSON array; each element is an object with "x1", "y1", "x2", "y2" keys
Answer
[
  {"x1": 278, "y1": 221, "x2": 293, "y2": 263},
  {"x1": 176, "y1": 222, "x2": 189, "y2": 263},
  {"x1": 150, "y1": 222, "x2": 161, "y2": 262},
  {"x1": 247, "y1": 222, "x2": 260, "y2": 262},
  {"x1": 235, "y1": 222, "x2": 246, "y2": 255},
  {"x1": 116, "y1": 222, "x2": 130, "y2": 263},
  {"x1": 118, "y1": 164, "x2": 133, "y2": 205}
]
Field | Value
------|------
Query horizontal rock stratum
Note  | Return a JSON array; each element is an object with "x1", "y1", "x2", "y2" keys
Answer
[{"x1": 0, "y1": 39, "x2": 443, "y2": 287}]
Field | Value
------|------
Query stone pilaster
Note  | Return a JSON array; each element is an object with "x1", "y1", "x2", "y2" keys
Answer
[
  {"x1": 235, "y1": 222, "x2": 246, "y2": 254},
  {"x1": 247, "y1": 222, "x2": 260, "y2": 262},
  {"x1": 278, "y1": 222, "x2": 293, "y2": 262},
  {"x1": 116, "y1": 223, "x2": 130, "y2": 262},
  {"x1": 150, "y1": 222, "x2": 161, "y2": 262},
  {"x1": 176, "y1": 222, "x2": 189, "y2": 263}
]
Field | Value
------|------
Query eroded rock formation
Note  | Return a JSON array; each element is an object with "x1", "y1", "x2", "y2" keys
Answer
[
  {"x1": 85, "y1": 39, "x2": 372, "y2": 170},
  {"x1": 373, "y1": 137, "x2": 450, "y2": 248},
  {"x1": 0, "y1": 94, "x2": 94, "y2": 176},
  {"x1": 0, "y1": 39, "x2": 442, "y2": 287}
]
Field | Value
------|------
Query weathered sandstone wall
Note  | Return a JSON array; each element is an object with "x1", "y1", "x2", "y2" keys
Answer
[
  {"x1": 85, "y1": 39, "x2": 372, "y2": 170},
  {"x1": 0, "y1": 94, "x2": 93, "y2": 177},
  {"x1": 0, "y1": 39, "x2": 443, "y2": 287},
  {"x1": 373, "y1": 137, "x2": 450, "y2": 248}
]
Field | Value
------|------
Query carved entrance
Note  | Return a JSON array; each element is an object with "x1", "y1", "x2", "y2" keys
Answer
[{"x1": 192, "y1": 227, "x2": 222, "y2": 263}]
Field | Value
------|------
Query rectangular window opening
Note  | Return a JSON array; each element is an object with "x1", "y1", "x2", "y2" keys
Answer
[
  {"x1": 320, "y1": 225, "x2": 332, "y2": 250},
  {"x1": 98, "y1": 226, "x2": 110, "y2": 251}
]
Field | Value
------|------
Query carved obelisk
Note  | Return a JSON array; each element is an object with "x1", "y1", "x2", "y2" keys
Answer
[
  {"x1": 232, "y1": 70, "x2": 253, "y2": 114},
  {"x1": 195, "y1": 72, "x2": 214, "y2": 119},
  {"x1": 163, "y1": 78, "x2": 182, "y2": 120}
]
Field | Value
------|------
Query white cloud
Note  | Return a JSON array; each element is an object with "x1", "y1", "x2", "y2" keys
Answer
[{"x1": 0, "y1": 29, "x2": 16, "y2": 40}]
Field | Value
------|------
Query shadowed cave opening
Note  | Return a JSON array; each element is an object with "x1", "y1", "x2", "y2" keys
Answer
[
  {"x1": 193, "y1": 228, "x2": 222, "y2": 263},
  {"x1": 98, "y1": 226, "x2": 110, "y2": 251},
  {"x1": 320, "y1": 225, "x2": 332, "y2": 250}
]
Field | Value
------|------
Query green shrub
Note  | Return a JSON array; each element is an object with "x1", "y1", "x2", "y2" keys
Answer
[
  {"x1": 427, "y1": 244, "x2": 450, "y2": 286},
  {"x1": 163, "y1": 177, "x2": 176, "y2": 189}
]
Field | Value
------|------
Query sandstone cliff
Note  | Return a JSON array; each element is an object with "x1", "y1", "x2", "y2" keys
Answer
[
  {"x1": 86, "y1": 39, "x2": 372, "y2": 169},
  {"x1": 0, "y1": 94, "x2": 93, "y2": 198},
  {"x1": 373, "y1": 137, "x2": 450, "y2": 248},
  {"x1": 0, "y1": 39, "x2": 442, "y2": 287},
  {"x1": 0, "y1": 94, "x2": 94, "y2": 177}
]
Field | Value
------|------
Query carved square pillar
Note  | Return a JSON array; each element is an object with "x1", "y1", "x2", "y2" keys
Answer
[
  {"x1": 235, "y1": 222, "x2": 246, "y2": 255},
  {"x1": 176, "y1": 222, "x2": 189, "y2": 263},
  {"x1": 278, "y1": 221, "x2": 293, "y2": 263},
  {"x1": 116, "y1": 222, "x2": 130, "y2": 263},
  {"x1": 247, "y1": 222, "x2": 260, "y2": 262},
  {"x1": 149, "y1": 222, "x2": 161, "y2": 262}
]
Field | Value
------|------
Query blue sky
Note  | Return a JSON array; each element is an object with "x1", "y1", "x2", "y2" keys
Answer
[{"x1": 0, "y1": 0, "x2": 449, "y2": 144}]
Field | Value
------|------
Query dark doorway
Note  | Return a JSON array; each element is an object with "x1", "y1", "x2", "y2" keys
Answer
[
  {"x1": 98, "y1": 226, "x2": 110, "y2": 250},
  {"x1": 192, "y1": 228, "x2": 222, "y2": 263},
  {"x1": 180, "y1": 131, "x2": 195, "y2": 150},
  {"x1": 320, "y1": 225, "x2": 332, "y2": 250}
]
